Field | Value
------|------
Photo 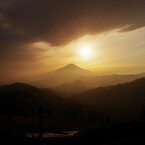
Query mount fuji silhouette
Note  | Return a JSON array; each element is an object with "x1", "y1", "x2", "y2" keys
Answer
[
  {"x1": 32, "y1": 64, "x2": 94, "y2": 87},
  {"x1": 55, "y1": 63, "x2": 91, "y2": 75}
]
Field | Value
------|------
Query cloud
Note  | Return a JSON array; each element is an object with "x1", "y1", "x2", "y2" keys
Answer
[{"x1": 0, "y1": 0, "x2": 145, "y2": 61}]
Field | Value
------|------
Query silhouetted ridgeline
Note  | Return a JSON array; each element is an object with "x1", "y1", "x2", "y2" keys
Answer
[
  {"x1": 72, "y1": 77, "x2": 145, "y2": 122},
  {"x1": 31, "y1": 64, "x2": 145, "y2": 95},
  {"x1": 1, "y1": 79, "x2": 145, "y2": 144},
  {"x1": 0, "y1": 82, "x2": 110, "y2": 131},
  {"x1": 1, "y1": 78, "x2": 145, "y2": 126},
  {"x1": 31, "y1": 64, "x2": 145, "y2": 90},
  {"x1": 0, "y1": 82, "x2": 64, "y2": 116}
]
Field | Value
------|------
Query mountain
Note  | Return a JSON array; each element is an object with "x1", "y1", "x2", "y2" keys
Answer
[
  {"x1": 0, "y1": 82, "x2": 36, "y2": 92},
  {"x1": 51, "y1": 73, "x2": 145, "y2": 96},
  {"x1": 0, "y1": 83, "x2": 64, "y2": 116},
  {"x1": 31, "y1": 63, "x2": 145, "y2": 94},
  {"x1": 54, "y1": 63, "x2": 91, "y2": 75},
  {"x1": 0, "y1": 82, "x2": 100, "y2": 128},
  {"x1": 51, "y1": 80, "x2": 92, "y2": 96},
  {"x1": 31, "y1": 64, "x2": 94, "y2": 87},
  {"x1": 72, "y1": 77, "x2": 145, "y2": 122}
]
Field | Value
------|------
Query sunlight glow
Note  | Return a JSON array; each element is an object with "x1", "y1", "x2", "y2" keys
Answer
[{"x1": 79, "y1": 45, "x2": 92, "y2": 59}]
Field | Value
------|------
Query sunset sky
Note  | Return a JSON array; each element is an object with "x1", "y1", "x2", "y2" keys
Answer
[{"x1": 0, "y1": 0, "x2": 145, "y2": 83}]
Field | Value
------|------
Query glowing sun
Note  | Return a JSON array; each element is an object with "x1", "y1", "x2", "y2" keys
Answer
[{"x1": 79, "y1": 45, "x2": 92, "y2": 59}]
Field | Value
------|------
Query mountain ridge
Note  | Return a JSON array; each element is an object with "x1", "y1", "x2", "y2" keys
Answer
[
  {"x1": 0, "y1": 82, "x2": 63, "y2": 116},
  {"x1": 31, "y1": 63, "x2": 145, "y2": 89},
  {"x1": 71, "y1": 77, "x2": 145, "y2": 121}
]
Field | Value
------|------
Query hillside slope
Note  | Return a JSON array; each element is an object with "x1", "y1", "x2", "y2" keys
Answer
[{"x1": 72, "y1": 78, "x2": 145, "y2": 122}]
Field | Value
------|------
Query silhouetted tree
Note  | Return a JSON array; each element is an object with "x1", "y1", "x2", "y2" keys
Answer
[
  {"x1": 87, "y1": 111, "x2": 98, "y2": 125},
  {"x1": 65, "y1": 104, "x2": 82, "y2": 127},
  {"x1": 38, "y1": 106, "x2": 53, "y2": 139},
  {"x1": 6, "y1": 106, "x2": 13, "y2": 134},
  {"x1": 141, "y1": 106, "x2": 145, "y2": 121},
  {"x1": 104, "y1": 115, "x2": 111, "y2": 125},
  {"x1": 38, "y1": 106, "x2": 43, "y2": 139}
]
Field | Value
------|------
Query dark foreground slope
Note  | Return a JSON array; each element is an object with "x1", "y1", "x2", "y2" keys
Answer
[
  {"x1": 73, "y1": 77, "x2": 145, "y2": 122},
  {"x1": 0, "y1": 82, "x2": 64, "y2": 116},
  {"x1": 0, "y1": 83, "x2": 101, "y2": 130},
  {"x1": 1, "y1": 81, "x2": 145, "y2": 145}
]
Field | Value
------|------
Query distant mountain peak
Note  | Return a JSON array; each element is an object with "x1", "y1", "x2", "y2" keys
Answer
[
  {"x1": 56, "y1": 63, "x2": 89, "y2": 72},
  {"x1": 66, "y1": 63, "x2": 77, "y2": 67},
  {"x1": 63, "y1": 63, "x2": 81, "y2": 69},
  {"x1": 32, "y1": 63, "x2": 94, "y2": 87}
]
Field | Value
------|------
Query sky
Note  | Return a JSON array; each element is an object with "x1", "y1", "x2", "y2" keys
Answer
[{"x1": 0, "y1": 0, "x2": 145, "y2": 83}]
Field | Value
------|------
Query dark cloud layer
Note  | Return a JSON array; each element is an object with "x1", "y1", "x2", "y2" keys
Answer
[{"x1": 0, "y1": 0, "x2": 145, "y2": 60}]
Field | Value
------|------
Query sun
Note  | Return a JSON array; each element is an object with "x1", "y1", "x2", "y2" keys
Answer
[{"x1": 79, "y1": 45, "x2": 92, "y2": 59}]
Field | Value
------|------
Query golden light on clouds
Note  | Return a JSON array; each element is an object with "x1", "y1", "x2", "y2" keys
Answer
[
  {"x1": 1, "y1": 26, "x2": 145, "y2": 84},
  {"x1": 27, "y1": 27, "x2": 145, "y2": 74}
]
